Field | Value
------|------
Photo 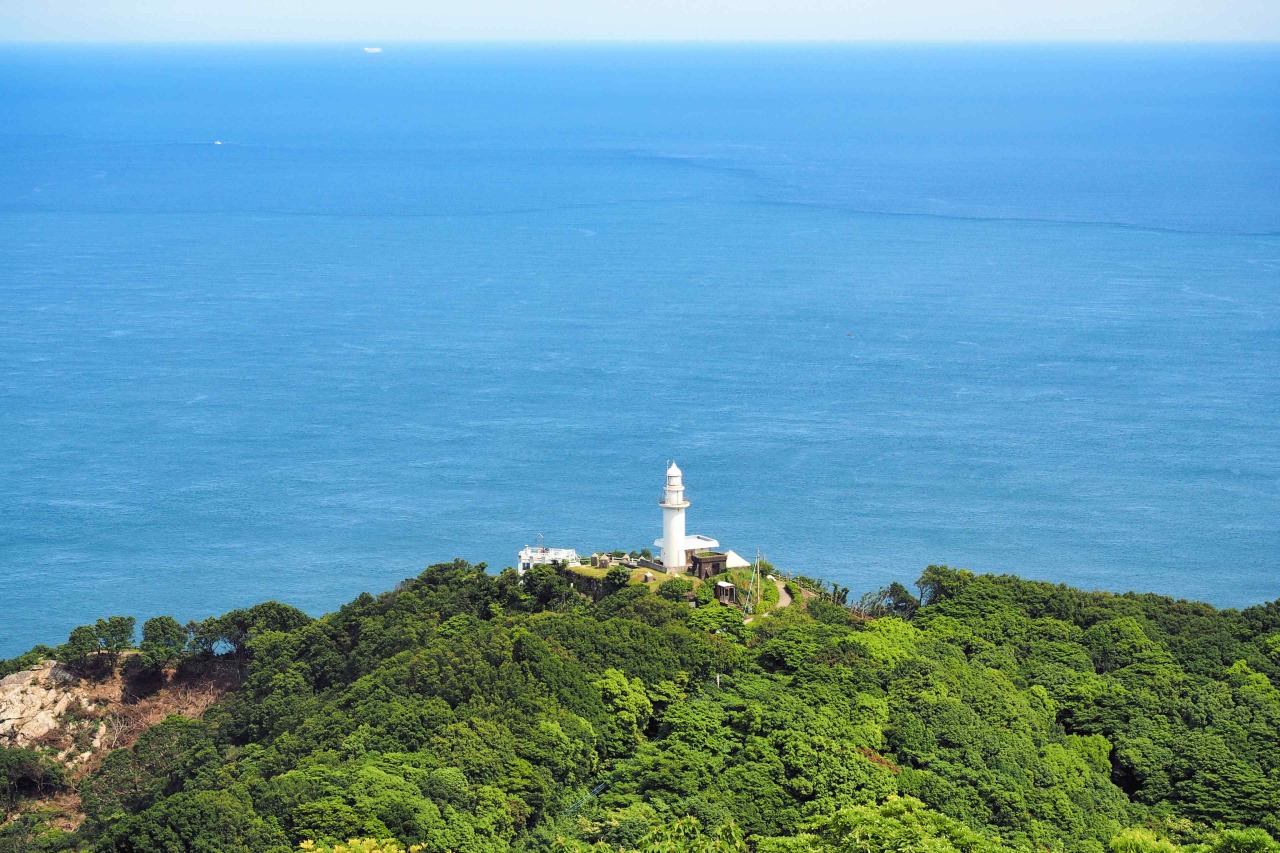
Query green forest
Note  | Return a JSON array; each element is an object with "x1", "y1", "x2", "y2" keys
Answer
[{"x1": 4, "y1": 560, "x2": 1280, "y2": 853}]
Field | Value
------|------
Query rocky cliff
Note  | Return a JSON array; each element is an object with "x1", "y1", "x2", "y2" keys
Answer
[{"x1": 0, "y1": 663, "x2": 105, "y2": 767}]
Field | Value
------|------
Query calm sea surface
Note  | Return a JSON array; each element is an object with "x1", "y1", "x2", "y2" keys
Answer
[{"x1": 1, "y1": 45, "x2": 1278, "y2": 655}]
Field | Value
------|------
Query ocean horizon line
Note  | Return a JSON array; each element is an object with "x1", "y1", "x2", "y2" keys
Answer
[{"x1": 3, "y1": 38, "x2": 1280, "y2": 48}]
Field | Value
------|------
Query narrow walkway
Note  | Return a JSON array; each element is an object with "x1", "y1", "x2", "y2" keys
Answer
[
  {"x1": 744, "y1": 578, "x2": 794, "y2": 624},
  {"x1": 774, "y1": 578, "x2": 793, "y2": 609}
]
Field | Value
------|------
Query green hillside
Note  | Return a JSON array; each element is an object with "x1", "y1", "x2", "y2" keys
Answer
[{"x1": 4, "y1": 561, "x2": 1280, "y2": 853}]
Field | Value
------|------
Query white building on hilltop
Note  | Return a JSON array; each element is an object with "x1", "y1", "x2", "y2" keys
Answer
[
  {"x1": 516, "y1": 545, "x2": 580, "y2": 574},
  {"x1": 654, "y1": 462, "x2": 721, "y2": 571}
]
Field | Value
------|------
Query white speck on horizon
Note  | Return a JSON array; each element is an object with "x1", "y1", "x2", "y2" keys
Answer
[{"x1": 3, "y1": 0, "x2": 1278, "y2": 42}]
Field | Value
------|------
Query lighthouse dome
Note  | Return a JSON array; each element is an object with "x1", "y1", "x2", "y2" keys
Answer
[{"x1": 667, "y1": 461, "x2": 682, "y2": 477}]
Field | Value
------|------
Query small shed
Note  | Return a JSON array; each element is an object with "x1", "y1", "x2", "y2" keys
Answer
[
  {"x1": 715, "y1": 581, "x2": 738, "y2": 605},
  {"x1": 690, "y1": 551, "x2": 728, "y2": 580}
]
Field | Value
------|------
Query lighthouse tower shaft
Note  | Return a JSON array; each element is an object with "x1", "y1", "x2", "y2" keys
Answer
[{"x1": 660, "y1": 463, "x2": 689, "y2": 571}]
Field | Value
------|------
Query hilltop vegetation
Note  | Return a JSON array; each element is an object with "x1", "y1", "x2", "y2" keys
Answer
[{"x1": 3, "y1": 561, "x2": 1280, "y2": 853}]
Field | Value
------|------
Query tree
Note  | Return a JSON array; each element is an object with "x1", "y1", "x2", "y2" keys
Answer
[
  {"x1": 797, "y1": 796, "x2": 1010, "y2": 853},
  {"x1": 883, "y1": 582, "x2": 920, "y2": 618},
  {"x1": 101, "y1": 788, "x2": 288, "y2": 853},
  {"x1": 0, "y1": 747, "x2": 65, "y2": 819},
  {"x1": 689, "y1": 604, "x2": 745, "y2": 638},
  {"x1": 62, "y1": 624, "x2": 101, "y2": 671},
  {"x1": 603, "y1": 565, "x2": 632, "y2": 596},
  {"x1": 79, "y1": 716, "x2": 219, "y2": 828},
  {"x1": 658, "y1": 577, "x2": 694, "y2": 602},
  {"x1": 300, "y1": 841, "x2": 424, "y2": 853},
  {"x1": 916, "y1": 565, "x2": 974, "y2": 607},
  {"x1": 522, "y1": 565, "x2": 579, "y2": 609},
  {"x1": 1109, "y1": 829, "x2": 1180, "y2": 853},
  {"x1": 806, "y1": 598, "x2": 851, "y2": 626},
  {"x1": 94, "y1": 616, "x2": 136, "y2": 667},
  {"x1": 291, "y1": 797, "x2": 388, "y2": 843},
  {"x1": 139, "y1": 615, "x2": 189, "y2": 670},
  {"x1": 1210, "y1": 829, "x2": 1280, "y2": 853},
  {"x1": 187, "y1": 602, "x2": 311, "y2": 664},
  {"x1": 593, "y1": 668, "x2": 653, "y2": 756},
  {"x1": 188, "y1": 615, "x2": 227, "y2": 657},
  {"x1": 1083, "y1": 617, "x2": 1163, "y2": 673},
  {"x1": 852, "y1": 583, "x2": 920, "y2": 619},
  {"x1": 1264, "y1": 634, "x2": 1280, "y2": 665}
]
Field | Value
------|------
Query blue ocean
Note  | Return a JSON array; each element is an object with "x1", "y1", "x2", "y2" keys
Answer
[{"x1": 1, "y1": 44, "x2": 1278, "y2": 656}]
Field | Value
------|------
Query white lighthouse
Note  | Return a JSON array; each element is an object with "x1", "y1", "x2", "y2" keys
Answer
[
  {"x1": 659, "y1": 462, "x2": 689, "y2": 570},
  {"x1": 654, "y1": 462, "x2": 720, "y2": 572}
]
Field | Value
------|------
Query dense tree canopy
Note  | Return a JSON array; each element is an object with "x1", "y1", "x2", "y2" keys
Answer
[{"x1": 3, "y1": 560, "x2": 1279, "y2": 853}]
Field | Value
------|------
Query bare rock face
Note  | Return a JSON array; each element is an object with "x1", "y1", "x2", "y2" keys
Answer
[{"x1": 0, "y1": 663, "x2": 80, "y2": 747}]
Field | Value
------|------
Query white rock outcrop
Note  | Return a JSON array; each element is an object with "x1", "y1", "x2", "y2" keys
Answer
[{"x1": 0, "y1": 664, "x2": 78, "y2": 747}]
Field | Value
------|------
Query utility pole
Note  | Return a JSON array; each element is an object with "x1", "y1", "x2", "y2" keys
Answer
[{"x1": 745, "y1": 548, "x2": 763, "y2": 615}]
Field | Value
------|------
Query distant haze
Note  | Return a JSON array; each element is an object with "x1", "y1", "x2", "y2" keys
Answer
[{"x1": 2, "y1": 0, "x2": 1279, "y2": 42}]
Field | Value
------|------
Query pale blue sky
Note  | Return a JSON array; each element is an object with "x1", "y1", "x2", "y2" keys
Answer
[{"x1": 2, "y1": 0, "x2": 1278, "y2": 42}]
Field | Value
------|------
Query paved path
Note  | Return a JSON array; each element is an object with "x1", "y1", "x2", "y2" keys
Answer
[
  {"x1": 745, "y1": 578, "x2": 795, "y2": 623},
  {"x1": 774, "y1": 578, "x2": 793, "y2": 609}
]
